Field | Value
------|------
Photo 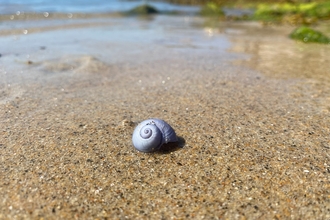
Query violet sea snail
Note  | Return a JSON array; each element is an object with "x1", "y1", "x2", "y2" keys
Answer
[{"x1": 132, "y1": 118, "x2": 178, "y2": 152}]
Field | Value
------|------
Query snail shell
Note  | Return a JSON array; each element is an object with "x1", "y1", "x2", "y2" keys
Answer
[{"x1": 132, "y1": 118, "x2": 178, "y2": 152}]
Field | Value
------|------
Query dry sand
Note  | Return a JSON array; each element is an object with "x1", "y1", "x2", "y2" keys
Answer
[{"x1": 0, "y1": 14, "x2": 329, "y2": 219}]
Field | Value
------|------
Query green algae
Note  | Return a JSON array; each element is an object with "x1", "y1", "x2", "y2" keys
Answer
[
  {"x1": 196, "y1": 1, "x2": 330, "y2": 24},
  {"x1": 253, "y1": 3, "x2": 297, "y2": 22},
  {"x1": 302, "y1": 2, "x2": 330, "y2": 19},
  {"x1": 200, "y1": 2, "x2": 224, "y2": 16},
  {"x1": 252, "y1": 2, "x2": 330, "y2": 24},
  {"x1": 290, "y1": 26, "x2": 330, "y2": 44}
]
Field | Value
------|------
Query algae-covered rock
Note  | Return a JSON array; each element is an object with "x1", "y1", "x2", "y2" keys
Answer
[
  {"x1": 289, "y1": 26, "x2": 330, "y2": 44},
  {"x1": 128, "y1": 4, "x2": 159, "y2": 15}
]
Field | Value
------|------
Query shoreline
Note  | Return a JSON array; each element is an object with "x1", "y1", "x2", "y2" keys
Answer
[{"x1": 1, "y1": 14, "x2": 329, "y2": 219}]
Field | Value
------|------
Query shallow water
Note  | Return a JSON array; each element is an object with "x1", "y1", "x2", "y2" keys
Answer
[
  {"x1": 0, "y1": 0, "x2": 199, "y2": 14},
  {"x1": 0, "y1": 15, "x2": 232, "y2": 83}
]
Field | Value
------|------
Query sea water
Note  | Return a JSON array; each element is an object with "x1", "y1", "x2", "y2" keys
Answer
[{"x1": 0, "y1": 0, "x2": 199, "y2": 14}]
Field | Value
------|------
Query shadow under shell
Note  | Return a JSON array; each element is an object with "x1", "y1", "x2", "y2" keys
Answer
[{"x1": 157, "y1": 136, "x2": 185, "y2": 154}]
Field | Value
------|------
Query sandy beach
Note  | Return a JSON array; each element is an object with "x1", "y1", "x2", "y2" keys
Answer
[{"x1": 0, "y1": 13, "x2": 329, "y2": 219}]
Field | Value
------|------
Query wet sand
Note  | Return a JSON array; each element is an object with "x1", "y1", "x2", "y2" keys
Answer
[{"x1": 0, "y1": 14, "x2": 329, "y2": 219}]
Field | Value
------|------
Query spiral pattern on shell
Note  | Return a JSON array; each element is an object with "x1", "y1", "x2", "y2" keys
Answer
[
  {"x1": 132, "y1": 118, "x2": 178, "y2": 152},
  {"x1": 140, "y1": 126, "x2": 153, "y2": 139}
]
